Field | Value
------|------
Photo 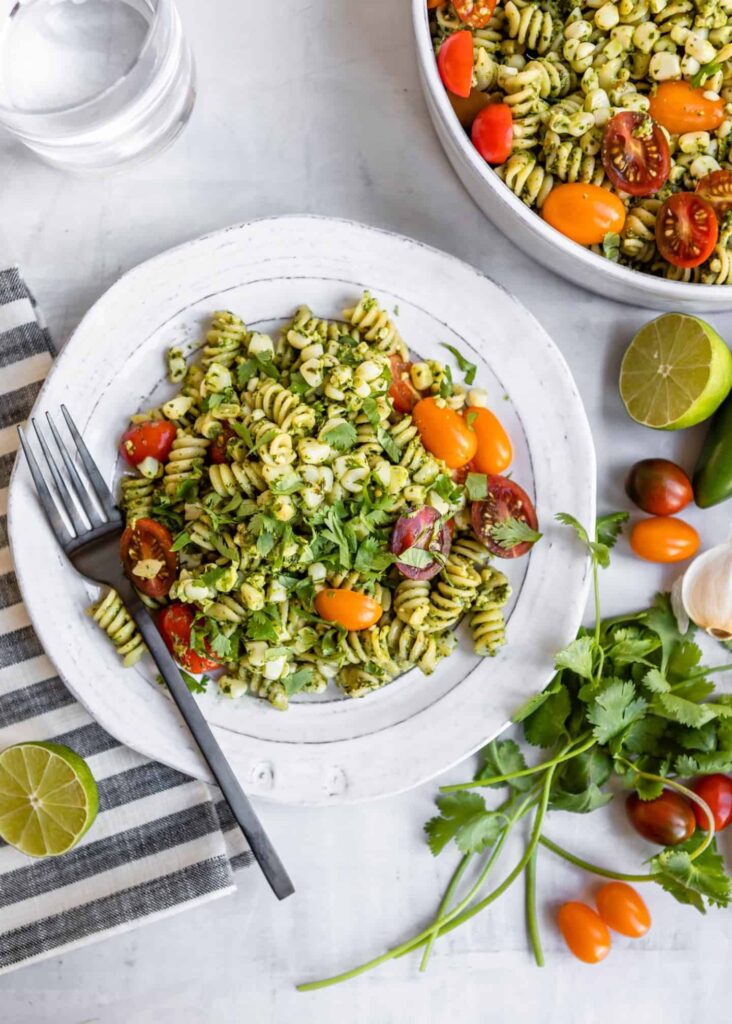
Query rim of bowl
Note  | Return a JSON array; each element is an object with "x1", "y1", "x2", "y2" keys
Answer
[{"x1": 411, "y1": 0, "x2": 732, "y2": 305}]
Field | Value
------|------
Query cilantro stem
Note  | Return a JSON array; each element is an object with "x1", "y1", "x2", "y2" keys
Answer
[
  {"x1": 525, "y1": 847, "x2": 543, "y2": 967},
  {"x1": 617, "y1": 759, "x2": 716, "y2": 860},
  {"x1": 418, "y1": 853, "x2": 471, "y2": 972},
  {"x1": 440, "y1": 734, "x2": 595, "y2": 793},
  {"x1": 539, "y1": 836, "x2": 654, "y2": 883}
]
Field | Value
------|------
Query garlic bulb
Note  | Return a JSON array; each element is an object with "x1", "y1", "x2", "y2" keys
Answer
[{"x1": 681, "y1": 540, "x2": 732, "y2": 641}]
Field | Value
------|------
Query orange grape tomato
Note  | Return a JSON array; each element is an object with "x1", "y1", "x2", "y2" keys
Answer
[
  {"x1": 466, "y1": 406, "x2": 512, "y2": 474},
  {"x1": 557, "y1": 902, "x2": 611, "y2": 964},
  {"x1": 542, "y1": 184, "x2": 626, "y2": 246},
  {"x1": 449, "y1": 88, "x2": 492, "y2": 130},
  {"x1": 413, "y1": 397, "x2": 478, "y2": 468},
  {"x1": 454, "y1": 0, "x2": 497, "y2": 26},
  {"x1": 648, "y1": 81, "x2": 725, "y2": 136},
  {"x1": 437, "y1": 31, "x2": 473, "y2": 99},
  {"x1": 314, "y1": 589, "x2": 383, "y2": 631},
  {"x1": 595, "y1": 883, "x2": 651, "y2": 939},
  {"x1": 471, "y1": 103, "x2": 513, "y2": 165},
  {"x1": 629, "y1": 516, "x2": 700, "y2": 563}
]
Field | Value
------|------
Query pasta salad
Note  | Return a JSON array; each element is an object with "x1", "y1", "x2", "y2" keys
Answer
[
  {"x1": 430, "y1": 0, "x2": 732, "y2": 282},
  {"x1": 90, "y1": 295, "x2": 540, "y2": 710}
]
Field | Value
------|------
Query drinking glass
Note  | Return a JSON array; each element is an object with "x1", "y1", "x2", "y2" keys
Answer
[{"x1": 0, "y1": 0, "x2": 196, "y2": 171}]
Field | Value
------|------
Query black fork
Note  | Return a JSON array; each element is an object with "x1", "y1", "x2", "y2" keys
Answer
[{"x1": 18, "y1": 406, "x2": 294, "y2": 901}]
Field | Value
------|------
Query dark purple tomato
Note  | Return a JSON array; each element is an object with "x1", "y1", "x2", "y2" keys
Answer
[
  {"x1": 625, "y1": 459, "x2": 693, "y2": 516},
  {"x1": 626, "y1": 790, "x2": 696, "y2": 846},
  {"x1": 390, "y1": 507, "x2": 452, "y2": 580}
]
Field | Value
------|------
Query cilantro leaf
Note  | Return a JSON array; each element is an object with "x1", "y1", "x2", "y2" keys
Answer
[
  {"x1": 653, "y1": 693, "x2": 718, "y2": 729},
  {"x1": 555, "y1": 636, "x2": 596, "y2": 680},
  {"x1": 586, "y1": 680, "x2": 647, "y2": 744},
  {"x1": 179, "y1": 669, "x2": 209, "y2": 694},
  {"x1": 642, "y1": 667, "x2": 670, "y2": 694},
  {"x1": 596, "y1": 510, "x2": 629, "y2": 550},
  {"x1": 397, "y1": 546, "x2": 441, "y2": 570},
  {"x1": 491, "y1": 517, "x2": 542, "y2": 551},
  {"x1": 424, "y1": 792, "x2": 504, "y2": 856},
  {"x1": 550, "y1": 784, "x2": 612, "y2": 814},
  {"x1": 466, "y1": 472, "x2": 488, "y2": 501},
  {"x1": 354, "y1": 538, "x2": 395, "y2": 576},
  {"x1": 270, "y1": 470, "x2": 302, "y2": 495},
  {"x1": 523, "y1": 684, "x2": 572, "y2": 748},
  {"x1": 322, "y1": 421, "x2": 358, "y2": 452},
  {"x1": 377, "y1": 427, "x2": 402, "y2": 463},
  {"x1": 440, "y1": 343, "x2": 477, "y2": 385},
  {"x1": 476, "y1": 739, "x2": 532, "y2": 791},
  {"x1": 284, "y1": 667, "x2": 314, "y2": 696},
  {"x1": 555, "y1": 511, "x2": 590, "y2": 546},
  {"x1": 512, "y1": 676, "x2": 563, "y2": 724},
  {"x1": 650, "y1": 837, "x2": 730, "y2": 912},
  {"x1": 692, "y1": 60, "x2": 721, "y2": 88},
  {"x1": 246, "y1": 611, "x2": 279, "y2": 644},
  {"x1": 170, "y1": 531, "x2": 191, "y2": 553},
  {"x1": 645, "y1": 592, "x2": 686, "y2": 671},
  {"x1": 228, "y1": 420, "x2": 253, "y2": 447},
  {"x1": 439, "y1": 363, "x2": 454, "y2": 398},
  {"x1": 361, "y1": 396, "x2": 382, "y2": 428}
]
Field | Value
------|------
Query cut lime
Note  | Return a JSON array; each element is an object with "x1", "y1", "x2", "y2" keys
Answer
[
  {"x1": 619, "y1": 313, "x2": 732, "y2": 430},
  {"x1": 0, "y1": 742, "x2": 99, "y2": 857}
]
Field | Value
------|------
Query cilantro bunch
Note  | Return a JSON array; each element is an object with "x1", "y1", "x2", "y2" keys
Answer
[{"x1": 299, "y1": 514, "x2": 732, "y2": 991}]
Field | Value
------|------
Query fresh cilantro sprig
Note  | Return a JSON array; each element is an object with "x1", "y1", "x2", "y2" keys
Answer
[
  {"x1": 491, "y1": 517, "x2": 543, "y2": 550},
  {"x1": 440, "y1": 343, "x2": 477, "y2": 385}
]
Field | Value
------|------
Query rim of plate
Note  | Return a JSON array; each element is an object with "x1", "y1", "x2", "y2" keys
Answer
[
  {"x1": 8, "y1": 214, "x2": 596, "y2": 804},
  {"x1": 411, "y1": 0, "x2": 732, "y2": 307}
]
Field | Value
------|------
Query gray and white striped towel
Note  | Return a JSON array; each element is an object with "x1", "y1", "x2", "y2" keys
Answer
[{"x1": 0, "y1": 267, "x2": 252, "y2": 975}]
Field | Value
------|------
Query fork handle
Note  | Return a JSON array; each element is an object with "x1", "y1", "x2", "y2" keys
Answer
[{"x1": 118, "y1": 580, "x2": 295, "y2": 901}]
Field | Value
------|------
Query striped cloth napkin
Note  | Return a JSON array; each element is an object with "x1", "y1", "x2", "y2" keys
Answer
[{"x1": 0, "y1": 267, "x2": 252, "y2": 975}]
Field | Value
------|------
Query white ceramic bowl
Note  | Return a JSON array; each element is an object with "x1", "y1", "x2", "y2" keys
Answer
[{"x1": 412, "y1": 0, "x2": 732, "y2": 312}]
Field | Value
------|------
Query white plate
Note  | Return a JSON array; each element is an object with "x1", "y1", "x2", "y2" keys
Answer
[
  {"x1": 9, "y1": 216, "x2": 595, "y2": 805},
  {"x1": 412, "y1": 0, "x2": 732, "y2": 311}
]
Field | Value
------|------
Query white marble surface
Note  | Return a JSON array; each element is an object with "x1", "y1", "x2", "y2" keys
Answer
[{"x1": 0, "y1": 0, "x2": 730, "y2": 1020}]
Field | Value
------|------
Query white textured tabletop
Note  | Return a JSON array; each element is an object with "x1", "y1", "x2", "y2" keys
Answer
[{"x1": 1, "y1": 1, "x2": 731, "y2": 1021}]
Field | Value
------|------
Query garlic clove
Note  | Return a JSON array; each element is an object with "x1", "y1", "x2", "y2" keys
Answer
[{"x1": 680, "y1": 539, "x2": 732, "y2": 641}]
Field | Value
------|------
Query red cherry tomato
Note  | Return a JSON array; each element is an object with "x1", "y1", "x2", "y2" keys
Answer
[
  {"x1": 625, "y1": 459, "x2": 693, "y2": 516},
  {"x1": 120, "y1": 420, "x2": 176, "y2": 467},
  {"x1": 601, "y1": 112, "x2": 670, "y2": 197},
  {"x1": 696, "y1": 170, "x2": 732, "y2": 215},
  {"x1": 691, "y1": 774, "x2": 732, "y2": 832},
  {"x1": 649, "y1": 81, "x2": 725, "y2": 136},
  {"x1": 471, "y1": 474, "x2": 539, "y2": 559},
  {"x1": 626, "y1": 790, "x2": 696, "y2": 846},
  {"x1": 389, "y1": 355, "x2": 420, "y2": 413},
  {"x1": 390, "y1": 506, "x2": 452, "y2": 580},
  {"x1": 471, "y1": 103, "x2": 513, "y2": 165},
  {"x1": 413, "y1": 397, "x2": 478, "y2": 468},
  {"x1": 120, "y1": 518, "x2": 176, "y2": 599},
  {"x1": 453, "y1": 0, "x2": 497, "y2": 27},
  {"x1": 656, "y1": 193, "x2": 718, "y2": 269},
  {"x1": 437, "y1": 30, "x2": 473, "y2": 99},
  {"x1": 209, "y1": 425, "x2": 236, "y2": 464},
  {"x1": 557, "y1": 902, "x2": 611, "y2": 964},
  {"x1": 595, "y1": 883, "x2": 651, "y2": 938},
  {"x1": 542, "y1": 183, "x2": 626, "y2": 246},
  {"x1": 466, "y1": 406, "x2": 512, "y2": 475},
  {"x1": 314, "y1": 589, "x2": 383, "y2": 631},
  {"x1": 158, "y1": 603, "x2": 221, "y2": 674},
  {"x1": 629, "y1": 516, "x2": 699, "y2": 563}
]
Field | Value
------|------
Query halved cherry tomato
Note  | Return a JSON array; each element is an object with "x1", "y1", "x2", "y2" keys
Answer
[
  {"x1": 471, "y1": 474, "x2": 539, "y2": 558},
  {"x1": 466, "y1": 406, "x2": 512, "y2": 475},
  {"x1": 649, "y1": 81, "x2": 725, "y2": 136},
  {"x1": 542, "y1": 183, "x2": 626, "y2": 246},
  {"x1": 314, "y1": 589, "x2": 383, "y2": 631},
  {"x1": 449, "y1": 88, "x2": 492, "y2": 130},
  {"x1": 391, "y1": 506, "x2": 452, "y2": 580},
  {"x1": 120, "y1": 518, "x2": 176, "y2": 599},
  {"x1": 626, "y1": 790, "x2": 696, "y2": 846},
  {"x1": 601, "y1": 112, "x2": 670, "y2": 197},
  {"x1": 691, "y1": 774, "x2": 732, "y2": 832},
  {"x1": 209, "y1": 425, "x2": 236, "y2": 464},
  {"x1": 625, "y1": 459, "x2": 692, "y2": 516},
  {"x1": 389, "y1": 355, "x2": 420, "y2": 413},
  {"x1": 696, "y1": 170, "x2": 732, "y2": 215},
  {"x1": 158, "y1": 602, "x2": 221, "y2": 674},
  {"x1": 120, "y1": 420, "x2": 176, "y2": 467},
  {"x1": 453, "y1": 0, "x2": 497, "y2": 26},
  {"x1": 437, "y1": 31, "x2": 473, "y2": 99},
  {"x1": 557, "y1": 902, "x2": 611, "y2": 964},
  {"x1": 656, "y1": 192, "x2": 718, "y2": 268},
  {"x1": 595, "y1": 883, "x2": 651, "y2": 939},
  {"x1": 427, "y1": 0, "x2": 445, "y2": 7},
  {"x1": 629, "y1": 516, "x2": 700, "y2": 563},
  {"x1": 413, "y1": 397, "x2": 478, "y2": 468},
  {"x1": 471, "y1": 103, "x2": 513, "y2": 165}
]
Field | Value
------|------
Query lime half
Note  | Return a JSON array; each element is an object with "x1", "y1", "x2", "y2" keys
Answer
[
  {"x1": 0, "y1": 742, "x2": 99, "y2": 857},
  {"x1": 619, "y1": 313, "x2": 732, "y2": 430}
]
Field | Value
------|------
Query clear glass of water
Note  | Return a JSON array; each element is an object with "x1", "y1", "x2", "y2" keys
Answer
[{"x1": 0, "y1": 0, "x2": 196, "y2": 171}]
